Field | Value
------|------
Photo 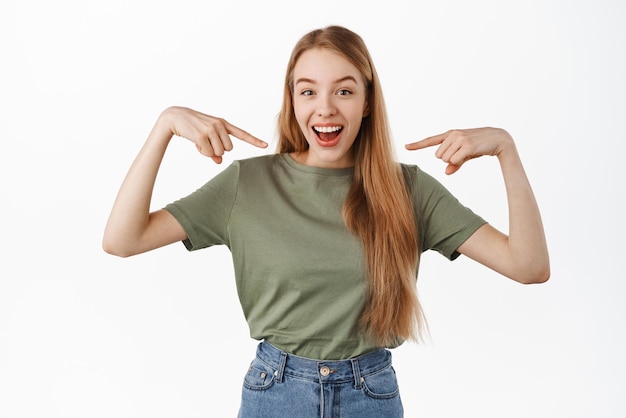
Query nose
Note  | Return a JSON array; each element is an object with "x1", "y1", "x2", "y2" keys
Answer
[{"x1": 316, "y1": 94, "x2": 337, "y2": 117}]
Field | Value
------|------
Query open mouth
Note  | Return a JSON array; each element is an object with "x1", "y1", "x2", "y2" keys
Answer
[{"x1": 313, "y1": 125, "x2": 343, "y2": 143}]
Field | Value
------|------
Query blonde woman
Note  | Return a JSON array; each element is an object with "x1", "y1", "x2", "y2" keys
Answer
[{"x1": 103, "y1": 25, "x2": 549, "y2": 417}]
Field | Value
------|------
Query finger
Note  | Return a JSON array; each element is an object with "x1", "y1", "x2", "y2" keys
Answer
[
  {"x1": 205, "y1": 124, "x2": 226, "y2": 157},
  {"x1": 405, "y1": 132, "x2": 449, "y2": 150},
  {"x1": 225, "y1": 122, "x2": 268, "y2": 148},
  {"x1": 196, "y1": 143, "x2": 223, "y2": 164},
  {"x1": 213, "y1": 122, "x2": 233, "y2": 152},
  {"x1": 195, "y1": 142, "x2": 215, "y2": 158},
  {"x1": 445, "y1": 163, "x2": 461, "y2": 175},
  {"x1": 439, "y1": 140, "x2": 462, "y2": 162}
]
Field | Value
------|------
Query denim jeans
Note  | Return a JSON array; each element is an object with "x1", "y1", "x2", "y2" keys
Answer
[{"x1": 238, "y1": 341, "x2": 404, "y2": 418}]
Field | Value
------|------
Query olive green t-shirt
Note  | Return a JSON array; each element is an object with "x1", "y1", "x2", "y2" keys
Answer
[{"x1": 164, "y1": 154, "x2": 486, "y2": 360}]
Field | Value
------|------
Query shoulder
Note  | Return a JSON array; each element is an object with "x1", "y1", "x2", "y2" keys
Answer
[
  {"x1": 399, "y1": 162, "x2": 418, "y2": 177},
  {"x1": 228, "y1": 153, "x2": 275, "y2": 172},
  {"x1": 233, "y1": 153, "x2": 282, "y2": 172},
  {"x1": 399, "y1": 162, "x2": 430, "y2": 189},
  {"x1": 227, "y1": 154, "x2": 290, "y2": 188},
  {"x1": 236, "y1": 153, "x2": 279, "y2": 165},
  {"x1": 398, "y1": 162, "x2": 454, "y2": 204}
]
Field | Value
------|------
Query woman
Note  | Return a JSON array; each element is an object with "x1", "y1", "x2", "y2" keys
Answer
[{"x1": 103, "y1": 25, "x2": 549, "y2": 417}]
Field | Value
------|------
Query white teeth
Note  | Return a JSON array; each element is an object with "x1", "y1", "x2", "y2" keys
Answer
[{"x1": 313, "y1": 126, "x2": 342, "y2": 133}]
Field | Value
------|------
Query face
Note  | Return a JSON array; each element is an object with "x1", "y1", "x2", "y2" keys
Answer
[{"x1": 291, "y1": 48, "x2": 369, "y2": 168}]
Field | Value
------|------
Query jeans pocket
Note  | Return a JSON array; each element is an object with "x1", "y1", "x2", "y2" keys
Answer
[
  {"x1": 361, "y1": 365, "x2": 400, "y2": 400},
  {"x1": 242, "y1": 358, "x2": 276, "y2": 391}
]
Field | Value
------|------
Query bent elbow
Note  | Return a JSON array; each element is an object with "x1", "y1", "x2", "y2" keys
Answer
[
  {"x1": 518, "y1": 263, "x2": 551, "y2": 285},
  {"x1": 523, "y1": 271, "x2": 550, "y2": 285},
  {"x1": 102, "y1": 236, "x2": 134, "y2": 258},
  {"x1": 537, "y1": 265, "x2": 551, "y2": 283}
]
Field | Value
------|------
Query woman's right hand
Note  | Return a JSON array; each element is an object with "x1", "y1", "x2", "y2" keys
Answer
[
  {"x1": 103, "y1": 106, "x2": 267, "y2": 257},
  {"x1": 161, "y1": 106, "x2": 268, "y2": 164}
]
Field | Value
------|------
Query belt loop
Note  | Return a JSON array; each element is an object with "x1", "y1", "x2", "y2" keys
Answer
[
  {"x1": 351, "y1": 358, "x2": 362, "y2": 389},
  {"x1": 275, "y1": 351, "x2": 288, "y2": 383}
]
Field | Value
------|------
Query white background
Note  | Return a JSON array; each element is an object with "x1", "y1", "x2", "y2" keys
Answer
[{"x1": 1, "y1": 0, "x2": 625, "y2": 417}]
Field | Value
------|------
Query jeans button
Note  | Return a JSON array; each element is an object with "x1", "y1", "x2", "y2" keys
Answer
[{"x1": 320, "y1": 366, "x2": 330, "y2": 376}]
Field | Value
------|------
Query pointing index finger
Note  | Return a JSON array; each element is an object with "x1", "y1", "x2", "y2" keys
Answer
[
  {"x1": 226, "y1": 122, "x2": 268, "y2": 149},
  {"x1": 405, "y1": 132, "x2": 447, "y2": 151}
]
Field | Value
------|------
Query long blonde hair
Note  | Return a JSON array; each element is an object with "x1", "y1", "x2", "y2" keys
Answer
[{"x1": 277, "y1": 26, "x2": 425, "y2": 346}]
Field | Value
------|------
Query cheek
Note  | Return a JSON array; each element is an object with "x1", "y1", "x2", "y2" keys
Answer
[
  {"x1": 294, "y1": 114, "x2": 308, "y2": 135},
  {"x1": 347, "y1": 109, "x2": 365, "y2": 131},
  {"x1": 293, "y1": 105, "x2": 310, "y2": 133}
]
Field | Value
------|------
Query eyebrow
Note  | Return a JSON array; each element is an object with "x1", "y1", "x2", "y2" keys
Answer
[{"x1": 294, "y1": 75, "x2": 359, "y2": 86}]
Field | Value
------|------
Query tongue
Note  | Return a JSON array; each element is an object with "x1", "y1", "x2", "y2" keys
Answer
[{"x1": 318, "y1": 131, "x2": 339, "y2": 142}]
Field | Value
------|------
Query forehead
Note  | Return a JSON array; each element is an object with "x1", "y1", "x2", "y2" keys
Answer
[{"x1": 293, "y1": 48, "x2": 362, "y2": 83}]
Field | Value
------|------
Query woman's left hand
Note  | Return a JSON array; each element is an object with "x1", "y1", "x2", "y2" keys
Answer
[
  {"x1": 405, "y1": 127, "x2": 514, "y2": 175},
  {"x1": 407, "y1": 126, "x2": 550, "y2": 284}
]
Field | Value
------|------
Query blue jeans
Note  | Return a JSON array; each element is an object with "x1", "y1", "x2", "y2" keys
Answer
[{"x1": 238, "y1": 341, "x2": 404, "y2": 418}]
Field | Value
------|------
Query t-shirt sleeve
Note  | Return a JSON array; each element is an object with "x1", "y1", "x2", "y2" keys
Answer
[
  {"x1": 407, "y1": 164, "x2": 487, "y2": 260},
  {"x1": 163, "y1": 161, "x2": 240, "y2": 251}
]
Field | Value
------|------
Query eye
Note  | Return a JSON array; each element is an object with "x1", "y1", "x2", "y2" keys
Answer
[
  {"x1": 337, "y1": 89, "x2": 352, "y2": 96},
  {"x1": 300, "y1": 89, "x2": 314, "y2": 96}
]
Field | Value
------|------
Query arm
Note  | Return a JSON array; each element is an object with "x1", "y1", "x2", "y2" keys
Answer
[
  {"x1": 102, "y1": 106, "x2": 267, "y2": 257},
  {"x1": 406, "y1": 128, "x2": 550, "y2": 284}
]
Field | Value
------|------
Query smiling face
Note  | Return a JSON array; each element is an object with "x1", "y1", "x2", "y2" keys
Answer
[{"x1": 291, "y1": 48, "x2": 369, "y2": 168}]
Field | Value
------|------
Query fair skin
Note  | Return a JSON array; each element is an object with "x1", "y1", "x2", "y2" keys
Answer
[
  {"x1": 102, "y1": 106, "x2": 268, "y2": 257},
  {"x1": 290, "y1": 48, "x2": 368, "y2": 168},
  {"x1": 103, "y1": 50, "x2": 549, "y2": 284},
  {"x1": 406, "y1": 129, "x2": 550, "y2": 284}
]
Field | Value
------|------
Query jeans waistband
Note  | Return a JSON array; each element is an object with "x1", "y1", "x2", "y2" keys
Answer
[{"x1": 255, "y1": 340, "x2": 392, "y2": 388}]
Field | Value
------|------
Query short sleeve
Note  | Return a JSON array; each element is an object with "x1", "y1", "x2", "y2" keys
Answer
[
  {"x1": 164, "y1": 161, "x2": 240, "y2": 251},
  {"x1": 404, "y1": 164, "x2": 487, "y2": 260}
]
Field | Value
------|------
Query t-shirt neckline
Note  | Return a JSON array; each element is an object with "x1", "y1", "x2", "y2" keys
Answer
[{"x1": 279, "y1": 153, "x2": 354, "y2": 177}]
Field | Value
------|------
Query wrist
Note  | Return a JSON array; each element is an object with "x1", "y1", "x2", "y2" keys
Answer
[
  {"x1": 151, "y1": 108, "x2": 177, "y2": 144},
  {"x1": 494, "y1": 129, "x2": 516, "y2": 158}
]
